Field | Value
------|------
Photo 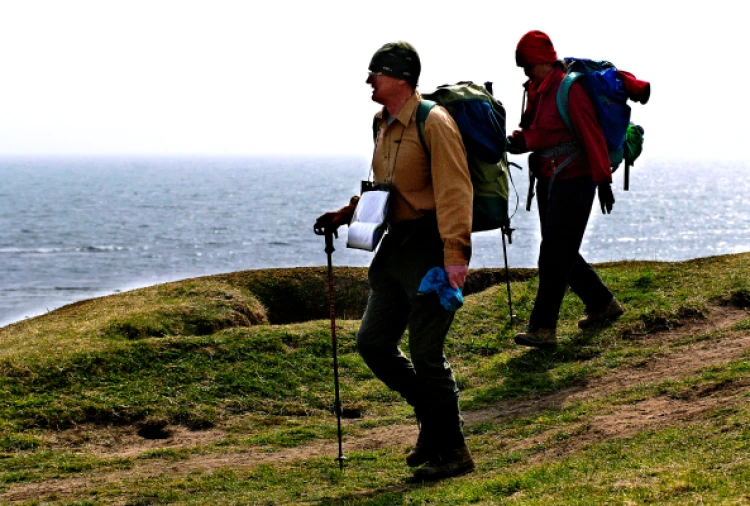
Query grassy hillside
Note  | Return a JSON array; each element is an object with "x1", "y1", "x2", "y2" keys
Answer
[{"x1": 0, "y1": 254, "x2": 748, "y2": 505}]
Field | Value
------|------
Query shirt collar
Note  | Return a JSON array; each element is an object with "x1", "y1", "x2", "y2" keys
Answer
[{"x1": 375, "y1": 91, "x2": 422, "y2": 125}]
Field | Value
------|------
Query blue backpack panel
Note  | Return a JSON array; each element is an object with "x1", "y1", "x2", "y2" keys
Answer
[{"x1": 556, "y1": 58, "x2": 638, "y2": 170}]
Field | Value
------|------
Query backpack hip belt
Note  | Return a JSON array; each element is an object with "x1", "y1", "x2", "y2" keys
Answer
[
  {"x1": 537, "y1": 141, "x2": 580, "y2": 159},
  {"x1": 537, "y1": 141, "x2": 581, "y2": 194}
]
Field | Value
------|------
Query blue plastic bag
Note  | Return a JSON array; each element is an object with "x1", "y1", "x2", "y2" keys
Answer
[{"x1": 417, "y1": 267, "x2": 464, "y2": 311}]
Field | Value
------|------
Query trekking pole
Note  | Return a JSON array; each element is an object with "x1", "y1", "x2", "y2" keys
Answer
[
  {"x1": 501, "y1": 224, "x2": 516, "y2": 324},
  {"x1": 526, "y1": 172, "x2": 536, "y2": 211},
  {"x1": 485, "y1": 78, "x2": 516, "y2": 324},
  {"x1": 313, "y1": 224, "x2": 346, "y2": 470},
  {"x1": 624, "y1": 160, "x2": 631, "y2": 191}
]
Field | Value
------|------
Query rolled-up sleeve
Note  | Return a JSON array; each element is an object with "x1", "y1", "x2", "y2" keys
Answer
[{"x1": 423, "y1": 106, "x2": 473, "y2": 266}]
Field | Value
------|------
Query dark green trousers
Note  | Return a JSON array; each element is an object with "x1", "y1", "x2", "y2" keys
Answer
[{"x1": 356, "y1": 216, "x2": 460, "y2": 409}]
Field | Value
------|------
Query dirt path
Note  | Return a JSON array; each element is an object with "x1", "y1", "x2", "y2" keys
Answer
[
  {"x1": 2, "y1": 306, "x2": 748, "y2": 504},
  {"x1": 467, "y1": 305, "x2": 750, "y2": 423}
]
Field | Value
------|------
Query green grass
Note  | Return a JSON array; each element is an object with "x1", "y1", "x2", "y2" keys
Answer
[{"x1": 1, "y1": 254, "x2": 749, "y2": 504}]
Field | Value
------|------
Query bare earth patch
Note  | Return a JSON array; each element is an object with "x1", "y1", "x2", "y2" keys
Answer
[{"x1": 2, "y1": 306, "x2": 748, "y2": 504}]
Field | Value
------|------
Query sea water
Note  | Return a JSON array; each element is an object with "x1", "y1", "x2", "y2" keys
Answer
[{"x1": 1, "y1": 156, "x2": 748, "y2": 327}]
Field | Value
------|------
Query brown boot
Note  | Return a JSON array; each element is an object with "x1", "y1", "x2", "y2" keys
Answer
[
  {"x1": 411, "y1": 401, "x2": 475, "y2": 481},
  {"x1": 412, "y1": 443, "x2": 475, "y2": 481},
  {"x1": 406, "y1": 407, "x2": 435, "y2": 467},
  {"x1": 578, "y1": 297, "x2": 624, "y2": 329},
  {"x1": 514, "y1": 326, "x2": 557, "y2": 349}
]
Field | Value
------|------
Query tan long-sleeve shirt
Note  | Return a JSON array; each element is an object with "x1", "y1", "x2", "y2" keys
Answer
[{"x1": 372, "y1": 92, "x2": 473, "y2": 266}]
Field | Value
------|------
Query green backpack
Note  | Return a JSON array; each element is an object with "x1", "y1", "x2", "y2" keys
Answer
[{"x1": 417, "y1": 82, "x2": 510, "y2": 232}]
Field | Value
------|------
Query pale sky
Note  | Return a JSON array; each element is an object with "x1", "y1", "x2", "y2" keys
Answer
[{"x1": 0, "y1": 0, "x2": 744, "y2": 162}]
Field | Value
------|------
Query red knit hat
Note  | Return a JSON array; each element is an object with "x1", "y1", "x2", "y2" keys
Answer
[{"x1": 516, "y1": 30, "x2": 558, "y2": 67}]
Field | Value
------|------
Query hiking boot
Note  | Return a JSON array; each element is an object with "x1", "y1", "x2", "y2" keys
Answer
[
  {"x1": 578, "y1": 297, "x2": 624, "y2": 329},
  {"x1": 406, "y1": 412, "x2": 435, "y2": 467},
  {"x1": 412, "y1": 443, "x2": 475, "y2": 481},
  {"x1": 514, "y1": 326, "x2": 557, "y2": 349},
  {"x1": 406, "y1": 430, "x2": 434, "y2": 467}
]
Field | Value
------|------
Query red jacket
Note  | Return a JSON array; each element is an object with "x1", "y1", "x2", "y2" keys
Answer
[{"x1": 510, "y1": 65, "x2": 611, "y2": 185}]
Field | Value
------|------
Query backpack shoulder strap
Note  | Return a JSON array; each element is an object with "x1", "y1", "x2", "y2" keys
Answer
[
  {"x1": 556, "y1": 70, "x2": 584, "y2": 134},
  {"x1": 416, "y1": 99, "x2": 437, "y2": 158},
  {"x1": 372, "y1": 115, "x2": 380, "y2": 142}
]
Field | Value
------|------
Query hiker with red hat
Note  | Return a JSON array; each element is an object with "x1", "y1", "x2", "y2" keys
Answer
[{"x1": 508, "y1": 30, "x2": 625, "y2": 349}]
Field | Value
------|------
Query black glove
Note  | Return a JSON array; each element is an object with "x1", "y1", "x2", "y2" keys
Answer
[
  {"x1": 314, "y1": 211, "x2": 347, "y2": 235},
  {"x1": 507, "y1": 132, "x2": 527, "y2": 155},
  {"x1": 597, "y1": 183, "x2": 615, "y2": 214}
]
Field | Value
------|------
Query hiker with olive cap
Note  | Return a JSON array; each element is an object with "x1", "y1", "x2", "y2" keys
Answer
[
  {"x1": 314, "y1": 41, "x2": 475, "y2": 480},
  {"x1": 507, "y1": 30, "x2": 624, "y2": 349}
]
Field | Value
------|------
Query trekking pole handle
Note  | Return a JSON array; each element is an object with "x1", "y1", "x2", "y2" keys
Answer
[
  {"x1": 526, "y1": 174, "x2": 536, "y2": 212},
  {"x1": 313, "y1": 224, "x2": 338, "y2": 254},
  {"x1": 325, "y1": 229, "x2": 335, "y2": 255},
  {"x1": 624, "y1": 161, "x2": 631, "y2": 191},
  {"x1": 503, "y1": 224, "x2": 514, "y2": 246}
]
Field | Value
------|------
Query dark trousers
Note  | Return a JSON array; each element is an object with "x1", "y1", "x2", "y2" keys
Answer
[
  {"x1": 530, "y1": 176, "x2": 613, "y2": 329},
  {"x1": 356, "y1": 217, "x2": 460, "y2": 410}
]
